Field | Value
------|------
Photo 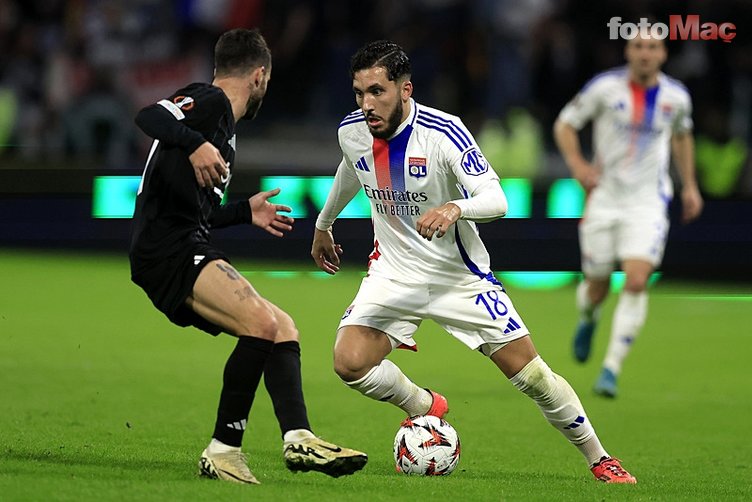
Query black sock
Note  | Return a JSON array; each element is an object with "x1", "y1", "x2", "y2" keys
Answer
[
  {"x1": 263, "y1": 340, "x2": 311, "y2": 438},
  {"x1": 212, "y1": 336, "x2": 274, "y2": 447}
]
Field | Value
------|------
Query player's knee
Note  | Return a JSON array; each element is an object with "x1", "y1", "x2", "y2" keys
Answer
[
  {"x1": 255, "y1": 313, "x2": 279, "y2": 340},
  {"x1": 236, "y1": 308, "x2": 278, "y2": 341},
  {"x1": 278, "y1": 323, "x2": 299, "y2": 342},
  {"x1": 334, "y1": 364, "x2": 360, "y2": 383},
  {"x1": 273, "y1": 311, "x2": 300, "y2": 342},
  {"x1": 333, "y1": 347, "x2": 373, "y2": 382},
  {"x1": 623, "y1": 277, "x2": 648, "y2": 293},
  {"x1": 591, "y1": 286, "x2": 609, "y2": 304},
  {"x1": 587, "y1": 279, "x2": 610, "y2": 303}
]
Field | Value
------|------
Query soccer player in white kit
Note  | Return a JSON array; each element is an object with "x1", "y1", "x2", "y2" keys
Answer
[
  {"x1": 554, "y1": 33, "x2": 703, "y2": 397},
  {"x1": 311, "y1": 40, "x2": 636, "y2": 483}
]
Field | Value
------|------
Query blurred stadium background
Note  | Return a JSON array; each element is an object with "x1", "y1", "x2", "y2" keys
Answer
[
  {"x1": 1, "y1": 3, "x2": 751, "y2": 499},
  {"x1": 0, "y1": 0, "x2": 750, "y2": 281}
]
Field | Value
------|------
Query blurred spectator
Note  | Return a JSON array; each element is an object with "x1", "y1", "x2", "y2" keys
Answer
[
  {"x1": 61, "y1": 67, "x2": 134, "y2": 168},
  {"x1": 477, "y1": 108, "x2": 544, "y2": 179},
  {"x1": 471, "y1": 0, "x2": 556, "y2": 121},
  {"x1": 0, "y1": 0, "x2": 748, "y2": 198},
  {"x1": 695, "y1": 104, "x2": 751, "y2": 198}
]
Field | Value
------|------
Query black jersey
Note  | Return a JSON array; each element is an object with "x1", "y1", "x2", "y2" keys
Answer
[{"x1": 129, "y1": 83, "x2": 251, "y2": 273}]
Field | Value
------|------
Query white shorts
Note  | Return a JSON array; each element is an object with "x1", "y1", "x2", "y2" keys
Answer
[
  {"x1": 338, "y1": 274, "x2": 530, "y2": 354},
  {"x1": 579, "y1": 202, "x2": 669, "y2": 278}
]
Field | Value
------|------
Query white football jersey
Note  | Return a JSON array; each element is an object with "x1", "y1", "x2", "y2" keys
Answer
[
  {"x1": 337, "y1": 99, "x2": 501, "y2": 287},
  {"x1": 558, "y1": 66, "x2": 693, "y2": 206}
]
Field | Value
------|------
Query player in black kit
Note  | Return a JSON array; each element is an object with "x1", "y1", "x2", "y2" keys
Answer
[{"x1": 129, "y1": 28, "x2": 367, "y2": 485}]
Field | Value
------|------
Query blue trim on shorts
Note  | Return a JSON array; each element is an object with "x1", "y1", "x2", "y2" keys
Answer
[{"x1": 454, "y1": 226, "x2": 504, "y2": 289}]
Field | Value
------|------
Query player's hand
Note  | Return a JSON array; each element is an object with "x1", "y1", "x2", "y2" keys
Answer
[
  {"x1": 681, "y1": 184, "x2": 704, "y2": 224},
  {"x1": 189, "y1": 141, "x2": 228, "y2": 188},
  {"x1": 249, "y1": 188, "x2": 294, "y2": 237},
  {"x1": 311, "y1": 228, "x2": 343, "y2": 275},
  {"x1": 572, "y1": 160, "x2": 600, "y2": 193},
  {"x1": 416, "y1": 203, "x2": 461, "y2": 241}
]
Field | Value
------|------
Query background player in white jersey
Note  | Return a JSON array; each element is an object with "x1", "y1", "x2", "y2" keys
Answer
[
  {"x1": 311, "y1": 40, "x2": 636, "y2": 483},
  {"x1": 554, "y1": 32, "x2": 704, "y2": 398}
]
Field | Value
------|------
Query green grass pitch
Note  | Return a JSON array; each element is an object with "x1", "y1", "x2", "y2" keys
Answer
[{"x1": 1, "y1": 249, "x2": 750, "y2": 501}]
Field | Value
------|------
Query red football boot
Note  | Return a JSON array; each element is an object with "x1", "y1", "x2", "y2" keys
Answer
[
  {"x1": 425, "y1": 389, "x2": 449, "y2": 419},
  {"x1": 591, "y1": 457, "x2": 637, "y2": 484}
]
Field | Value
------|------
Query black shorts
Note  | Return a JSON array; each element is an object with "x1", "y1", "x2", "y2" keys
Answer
[{"x1": 131, "y1": 242, "x2": 229, "y2": 336}]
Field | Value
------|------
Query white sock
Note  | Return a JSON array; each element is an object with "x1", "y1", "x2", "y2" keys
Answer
[
  {"x1": 603, "y1": 290, "x2": 648, "y2": 375},
  {"x1": 283, "y1": 428, "x2": 315, "y2": 444},
  {"x1": 577, "y1": 280, "x2": 601, "y2": 323},
  {"x1": 510, "y1": 356, "x2": 609, "y2": 465},
  {"x1": 345, "y1": 359, "x2": 432, "y2": 416},
  {"x1": 206, "y1": 438, "x2": 241, "y2": 455}
]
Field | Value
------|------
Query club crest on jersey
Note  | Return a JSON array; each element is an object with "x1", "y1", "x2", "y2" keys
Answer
[
  {"x1": 408, "y1": 157, "x2": 427, "y2": 178},
  {"x1": 173, "y1": 95, "x2": 195, "y2": 111},
  {"x1": 461, "y1": 148, "x2": 488, "y2": 176}
]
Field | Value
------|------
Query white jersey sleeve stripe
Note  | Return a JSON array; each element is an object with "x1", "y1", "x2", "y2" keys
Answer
[
  {"x1": 339, "y1": 116, "x2": 366, "y2": 129},
  {"x1": 416, "y1": 118, "x2": 465, "y2": 151},
  {"x1": 417, "y1": 111, "x2": 471, "y2": 148},
  {"x1": 419, "y1": 110, "x2": 472, "y2": 145}
]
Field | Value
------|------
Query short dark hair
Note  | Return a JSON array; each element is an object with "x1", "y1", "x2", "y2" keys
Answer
[
  {"x1": 350, "y1": 40, "x2": 411, "y2": 81},
  {"x1": 214, "y1": 28, "x2": 271, "y2": 77}
]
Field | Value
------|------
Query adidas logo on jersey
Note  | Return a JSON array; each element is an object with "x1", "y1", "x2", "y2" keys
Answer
[{"x1": 503, "y1": 317, "x2": 521, "y2": 334}]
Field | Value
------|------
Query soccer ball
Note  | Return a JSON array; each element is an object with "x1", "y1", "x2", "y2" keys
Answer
[{"x1": 393, "y1": 415, "x2": 461, "y2": 475}]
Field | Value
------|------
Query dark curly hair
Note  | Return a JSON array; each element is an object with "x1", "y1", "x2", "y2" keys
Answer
[
  {"x1": 350, "y1": 40, "x2": 411, "y2": 81},
  {"x1": 214, "y1": 28, "x2": 271, "y2": 77}
]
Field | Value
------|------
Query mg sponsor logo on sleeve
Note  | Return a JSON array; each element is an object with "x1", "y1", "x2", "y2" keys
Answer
[
  {"x1": 607, "y1": 16, "x2": 736, "y2": 43},
  {"x1": 461, "y1": 148, "x2": 489, "y2": 176}
]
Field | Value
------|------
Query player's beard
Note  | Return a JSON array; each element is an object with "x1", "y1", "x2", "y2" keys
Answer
[
  {"x1": 635, "y1": 63, "x2": 654, "y2": 79},
  {"x1": 368, "y1": 99, "x2": 403, "y2": 139},
  {"x1": 242, "y1": 95, "x2": 263, "y2": 121}
]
